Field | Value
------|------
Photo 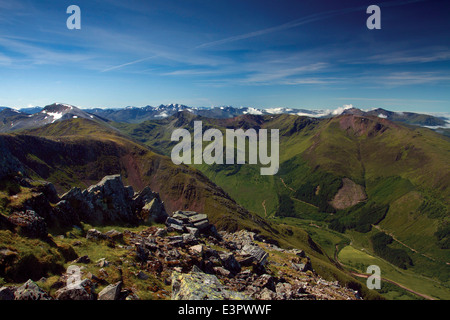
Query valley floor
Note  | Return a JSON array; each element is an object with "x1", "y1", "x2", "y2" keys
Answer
[{"x1": 272, "y1": 216, "x2": 450, "y2": 300}]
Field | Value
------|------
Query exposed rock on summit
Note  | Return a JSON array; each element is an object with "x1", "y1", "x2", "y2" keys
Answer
[
  {"x1": 5, "y1": 174, "x2": 168, "y2": 230},
  {"x1": 58, "y1": 174, "x2": 167, "y2": 225}
]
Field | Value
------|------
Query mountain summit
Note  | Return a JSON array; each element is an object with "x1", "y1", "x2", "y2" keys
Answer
[{"x1": 0, "y1": 103, "x2": 100, "y2": 133}]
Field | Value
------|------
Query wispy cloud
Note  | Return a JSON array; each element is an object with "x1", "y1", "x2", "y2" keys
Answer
[
  {"x1": 196, "y1": 0, "x2": 428, "y2": 49},
  {"x1": 348, "y1": 48, "x2": 450, "y2": 65},
  {"x1": 161, "y1": 68, "x2": 228, "y2": 76},
  {"x1": 0, "y1": 52, "x2": 12, "y2": 66},
  {"x1": 196, "y1": 8, "x2": 359, "y2": 49},
  {"x1": 377, "y1": 71, "x2": 450, "y2": 86},
  {"x1": 0, "y1": 36, "x2": 94, "y2": 66},
  {"x1": 241, "y1": 62, "x2": 330, "y2": 84},
  {"x1": 101, "y1": 55, "x2": 158, "y2": 72}
]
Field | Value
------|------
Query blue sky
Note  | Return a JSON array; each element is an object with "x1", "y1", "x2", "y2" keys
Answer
[{"x1": 0, "y1": 0, "x2": 449, "y2": 113}]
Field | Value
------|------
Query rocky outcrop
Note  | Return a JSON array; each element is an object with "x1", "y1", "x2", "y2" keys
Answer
[
  {"x1": 3, "y1": 175, "x2": 167, "y2": 234},
  {"x1": 0, "y1": 138, "x2": 24, "y2": 180},
  {"x1": 116, "y1": 219, "x2": 360, "y2": 300},
  {"x1": 98, "y1": 281, "x2": 122, "y2": 300},
  {"x1": 54, "y1": 266, "x2": 96, "y2": 300},
  {"x1": 7, "y1": 210, "x2": 47, "y2": 239},
  {"x1": 57, "y1": 175, "x2": 167, "y2": 225},
  {"x1": 133, "y1": 186, "x2": 168, "y2": 223},
  {"x1": 13, "y1": 279, "x2": 52, "y2": 300},
  {"x1": 171, "y1": 271, "x2": 250, "y2": 300},
  {"x1": 58, "y1": 175, "x2": 135, "y2": 225},
  {"x1": 165, "y1": 211, "x2": 218, "y2": 238}
]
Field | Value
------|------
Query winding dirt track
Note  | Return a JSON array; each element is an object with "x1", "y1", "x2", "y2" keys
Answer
[
  {"x1": 262, "y1": 200, "x2": 267, "y2": 217},
  {"x1": 280, "y1": 177, "x2": 295, "y2": 192},
  {"x1": 334, "y1": 245, "x2": 435, "y2": 300},
  {"x1": 371, "y1": 225, "x2": 438, "y2": 262}
]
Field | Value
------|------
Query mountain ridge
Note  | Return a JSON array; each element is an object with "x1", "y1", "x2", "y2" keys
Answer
[{"x1": 1, "y1": 103, "x2": 448, "y2": 129}]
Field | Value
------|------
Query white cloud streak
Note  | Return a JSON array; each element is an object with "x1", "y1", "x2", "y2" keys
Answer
[
  {"x1": 196, "y1": 0, "x2": 428, "y2": 49},
  {"x1": 101, "y1": 55, "x2": 158, "y2": 72}
]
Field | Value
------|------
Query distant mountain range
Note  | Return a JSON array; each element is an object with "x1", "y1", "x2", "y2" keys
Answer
[{"x1": 0, "y1": 103, "x2": 448, "y2": 133}]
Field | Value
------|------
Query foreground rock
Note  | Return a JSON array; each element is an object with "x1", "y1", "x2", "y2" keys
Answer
[
  {"x1": 14, "y1": 279, "x2": 52, "y2": 300},
  {"x1": 53, "y1": 265, "x2": 96, "y2": 300},
  {"x1": 55, "y1": 278, "x2": 95, "y2": 300},
  {"x1": 165, "y1": 211, "x2": 218, "y2": 238},
  {"x1": 58, "y1": 175, "x2": 168, "y2": 225},
  {"x1": 171, "y1": 271, "x2": 250, "y2": 300},
  {"x1": 5, "y1": 223, "x2": 361, "y2": 300},
  {"x1": 98, "y1": 281, "x2": 122, "y2": 300}
]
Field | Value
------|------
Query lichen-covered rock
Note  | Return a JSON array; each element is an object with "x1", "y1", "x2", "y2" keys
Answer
[
  {"x1": 257, "y1": 287, "x2": 277, "y2": 300},
  {"x1": 14, "y1": 279, "x2": 52, "y2": 300},
  {"x1": 171, "y1": 271, "x2": 251, "y2": 300},
  {"x1": 86, "y1": 228, "x2": 106, "y2": 240},
  {"x1": 140, "y1": 198, "x2": 168, "y2": 223},
  {"x1": 98, "y1": 281, "x2": 122, "y2": 300},
  {"x1": 134, "y1": 186, "x2": 168, "y2": 223},
  {"x1": 104, "y1": 229, "x2": 124, "y2": 242},
  {"x1": 241, "y1": 244, "x2": 268, "y2": 266},
  {"x1": 55, "y1": 278, "x2": 95, "y2": 300}
]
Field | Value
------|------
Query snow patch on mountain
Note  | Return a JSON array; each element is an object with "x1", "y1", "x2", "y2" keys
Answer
[
  {"x1": 154, "y1": 112, "x2": 169, "y2": 118},
  {"x1": 47, "y1": 112, "x2": 63, "y2": 123}
]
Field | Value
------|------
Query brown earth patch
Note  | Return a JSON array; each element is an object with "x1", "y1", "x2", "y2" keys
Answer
[{"x1": 330, "y1": 178, "x2": 367, "y2": 210}]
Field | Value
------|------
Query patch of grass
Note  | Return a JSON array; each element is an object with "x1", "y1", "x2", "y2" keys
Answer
[{"x1": 0, "y1": 230, "x2": 66, "y2": 283}]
